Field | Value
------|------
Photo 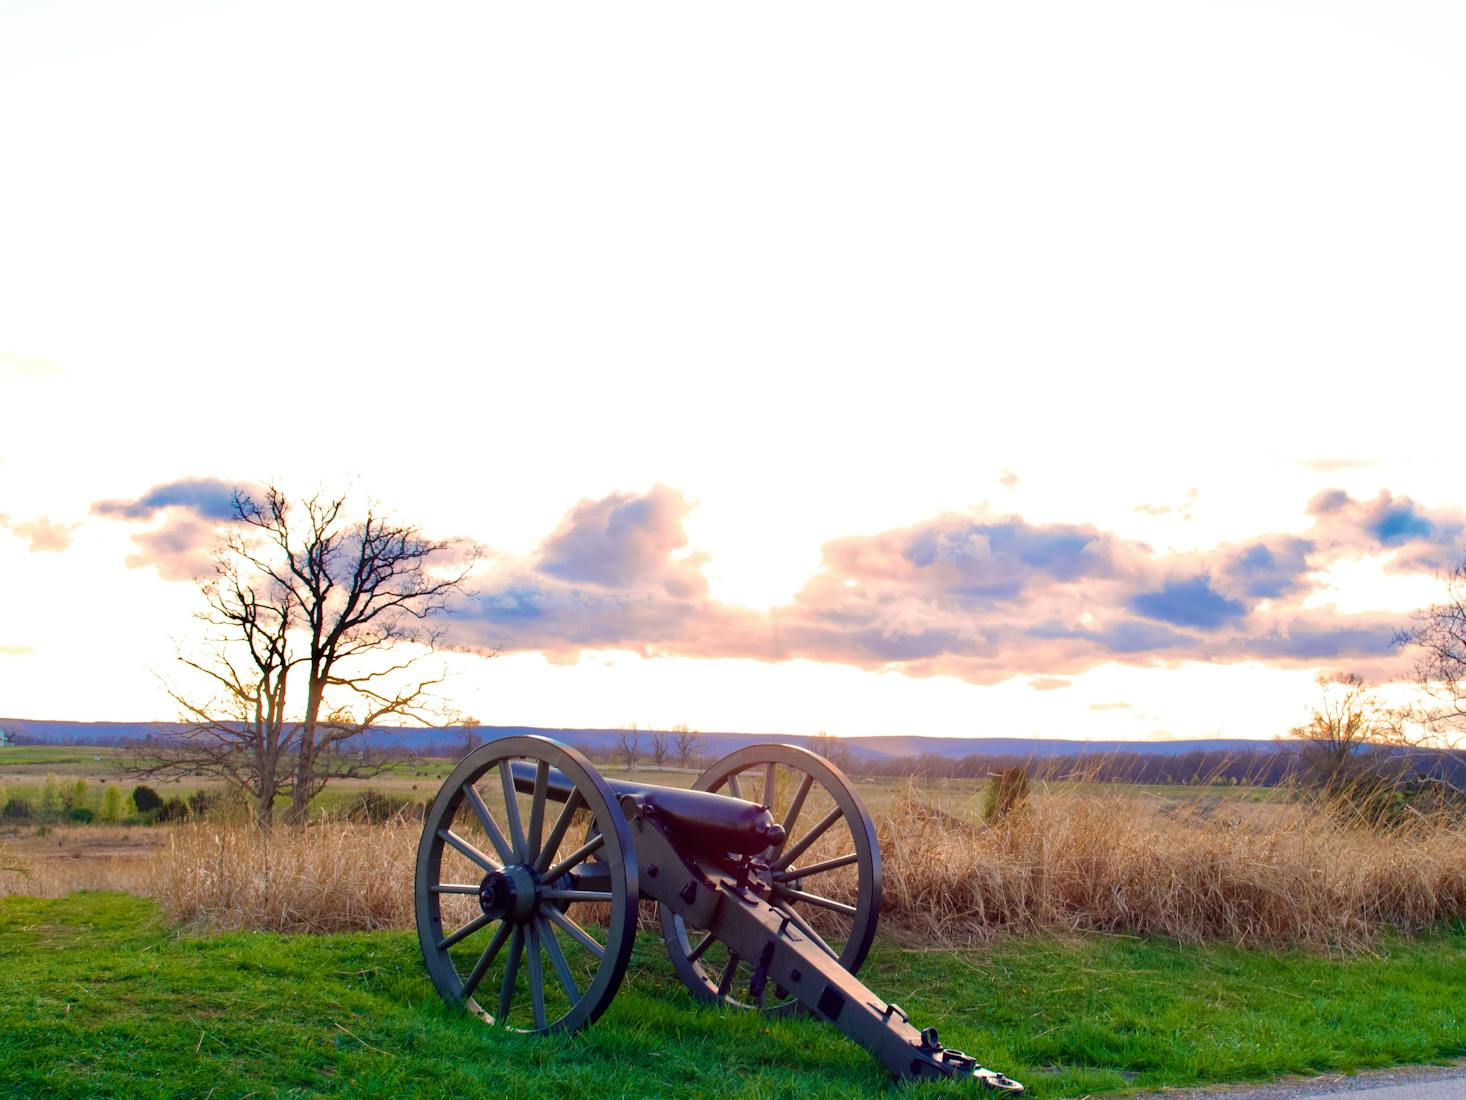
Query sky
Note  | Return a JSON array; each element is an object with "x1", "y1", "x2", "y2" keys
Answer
[{"x1": 2, "y1": 1, "x2": 1464, "y2": 741}]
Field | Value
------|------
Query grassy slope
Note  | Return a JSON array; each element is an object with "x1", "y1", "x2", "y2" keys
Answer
[{"x1": 2, "y1": 895, "x2": 1464, "y2": 1099}]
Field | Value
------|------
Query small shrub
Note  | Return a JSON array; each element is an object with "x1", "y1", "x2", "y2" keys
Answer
[
  {"x1": 131, "y1": 786, "x2": 163, "y2": 814},
  {"x1": 3, "y1": 797, "x2": 33, "y2": 820},
  {"x1": 156, "y1": 797, "x2": 190, "y2": 823},
  {"x1": 184, "y1": 787, "x2": 247, "y2": 823},
  {"x1": 982, "y1": 766, "x2": 1030, "y2": 824},
  {"x1": 67, "y1": 807, "x2": 94, "y2": 824},
  {"x1": 39, "y1": 774, "x2": 62, "y2": 817},
  {"x1": 100, "y1": 786, "x2": 124, "y2": 823},
  {"x1": 65, "y1": 778, "x2": 90, "y2": 813}
]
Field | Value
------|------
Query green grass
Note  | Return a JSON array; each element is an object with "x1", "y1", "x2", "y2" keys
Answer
[{"x1": 2, "y1": 894, "x2": 1463, "y2": 1099}]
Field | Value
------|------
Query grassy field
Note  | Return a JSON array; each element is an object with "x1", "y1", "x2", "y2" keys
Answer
[
  {"x1": 1, "y1": 892, "x2": 1464, "y2": 1099},
  {"x1": 0, "y1": 744, "x2": 1281, "y2": 821}
]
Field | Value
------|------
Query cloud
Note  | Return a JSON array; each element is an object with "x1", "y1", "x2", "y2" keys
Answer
[
  {"x1": 124, "y1": 516, "x2": 220, "y2": 581},
  {"x1": 1129, "y1": 576, "x2": 1247, "y2": 629},
  {"x1": 1134, "y1": 487, "x2": 1199, "y2": 520},
  {"x1": 93, "y1": 477, "x2": 242, "y2": 522},
  {"x1": 9, "y1": 516, "x2": 78, "y2": 553},
  {"x1": 1089, "y1": 701, "x2": 1132, "y2": 711},
  {"x1": 1216, "y1": 537, "x2": 1314, "y2": 600},
  {"x1": 0, "y1": 644, "x2": 36, "y2": 656},
  {"x1": 539, "y1": 484, "x2": 706, "y2": 597},
  {"x1": 1300, "y1": 458, "x2": 1377, "y2": 472},
  {"x1": 93, "y1": 477, "x2": 250, "y2": 579},
  {"x1": 1308, "y1": 489, "x2": 1466, "y2": 573},
  {"x1": 451, "y1": 485, "x2": 1454, "y2": 686}
]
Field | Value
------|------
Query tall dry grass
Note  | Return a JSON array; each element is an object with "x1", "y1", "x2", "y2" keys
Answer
[
  {"x1": 879, "y1": 787, "x2": 1466, "y2": 950},
  {"x1": 152, "y1": 818, "x2": 419, "y2": 932},
  {"x1": 8, "y1": 788, "x2": 1465, "y2": 950}
]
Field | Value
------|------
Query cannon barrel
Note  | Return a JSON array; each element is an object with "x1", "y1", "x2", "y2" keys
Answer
[{"x1": 507, "y1": 760, "x2": 784, "y2": 856}]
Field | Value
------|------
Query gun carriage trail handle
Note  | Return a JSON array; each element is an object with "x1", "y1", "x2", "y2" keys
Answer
[{"x1": 414, "y1": 734, "x2": 1023, "y2": 1092}]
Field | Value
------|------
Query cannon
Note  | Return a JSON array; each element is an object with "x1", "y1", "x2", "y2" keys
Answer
[{"x1": 414, "y1": 734, "x2": 1022, "y2": 1091}]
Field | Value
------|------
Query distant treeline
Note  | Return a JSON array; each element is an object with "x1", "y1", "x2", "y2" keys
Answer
[
  {"x1": 844, "y1": 747, "x2": 1466, "y2": 788},
  {"x1": 11, "y1": 730, "x2": 1466, "y2": 790}
]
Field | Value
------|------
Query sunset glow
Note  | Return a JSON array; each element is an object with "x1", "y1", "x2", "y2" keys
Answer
[{"x1": 3, "y1": 1, "x2": 1463, "y2": 741}]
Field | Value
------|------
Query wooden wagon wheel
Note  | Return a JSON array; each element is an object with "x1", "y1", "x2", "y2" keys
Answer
[
  {"x1": 415, "y1": 735, "x2": 638, "y2": 1034},
  {"x1": 658, "y1": 743, "x2": 881, "y2": 1015}
]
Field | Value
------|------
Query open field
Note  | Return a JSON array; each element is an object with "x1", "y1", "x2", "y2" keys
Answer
[
  {"x1": 0, "y1": 744, "x2": 1289, "y2": 820},
  {"x1": 2, "y1": 893, "x2": 1464, "y2": 1100},
  {"x1": 6, "y1": 780, "x2": 1465, "y2": 951}
]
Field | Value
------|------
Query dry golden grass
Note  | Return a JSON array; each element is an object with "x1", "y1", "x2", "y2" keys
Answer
[
  {"x1": 150, "y1": 818, "x2": 419, "y2": 932},
  {"x1": 0, "y1": 827, "x2": 162, "y2": 898},
  {"x1": 6, "y1": 788, "x2": 1465, "y2": 950},
  {"x1": 878, "y1": 787, "x2": 1466, "y2": 950}
]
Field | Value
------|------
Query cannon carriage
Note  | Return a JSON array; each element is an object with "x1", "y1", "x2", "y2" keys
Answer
[{"x1": 414, "y1": 734, "x2": 1021, "y2": 1091}]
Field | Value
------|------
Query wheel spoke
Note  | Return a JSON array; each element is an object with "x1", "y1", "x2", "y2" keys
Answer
[
  {"x1": 544, "y1": 832, "x2": 604, "y2": 882},
  {"x1": 717, "y1": 954, "x2": 741, "y2": 997},
  {"x1": 539, "y1": 889, "x2": 613, "y2": 903},
  {"x1": 687, "y1": 932, "x2": 714, "y2": 963},
  {"x1": 725, "y1": 771, "x2": 744, "y2": 800},
  {"x1": 540, "y1": 918, "x2": 582, "y2": 1004},
  {"x1": 762, "y1": 761, "x2": 777, "y2": 810},
  {"x1": 437, "y1": 912, "x2": 493, "y2": 951},
  {"x1": 773, "y1": 805, "x2": 843, "y2": 871},
  {"x1": 533, "y1": 789, "x2": 585, "y2": 873},
  {"x1": 496, "y1": 926, "x2": 524, "y2": 1024},
  {"x1": 431, "y1": 882, "x2": 482, "y2": 895},
  {"x1": 776, "y1": 773, "x2": 815, "y2": 859},
  {"x1": 526, "y1": 760, "x2": 550, "y2": 865},
  {"x1": 439, "y1": 829, "x2": 499, "y2": 875},
  {"x1": 774, "y1": 884, "x2": 857, "y2": 916},
  {"x1": 461, "y1": 921, "x2": 512, "y2": 1002},
  {"x1": 461, "y1": 784, "x2": 514, "y2": 864},
  {"x1": 499, "y1": 761, "x2": 528, "y2": 861},
  {"x1": 773, "y1": 852, "x2": 858, "y2": 882},
  {"x1": 526, "y1": 921, "x2": 547, "y2": 1030},
  {"x1": 545, "y1": 907, "x2": 606, "y2": 960}
]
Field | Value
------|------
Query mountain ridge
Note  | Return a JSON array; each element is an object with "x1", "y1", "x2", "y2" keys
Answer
[{"x1": 0, "y1": 718, "x2": 1283, "y2": 761}]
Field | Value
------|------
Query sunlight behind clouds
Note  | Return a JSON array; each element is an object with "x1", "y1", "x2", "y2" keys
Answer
[{"x1": 1, "y1": 0, "x2": 1462, "y2": 736}]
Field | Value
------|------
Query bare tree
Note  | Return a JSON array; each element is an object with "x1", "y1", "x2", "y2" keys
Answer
[
  {"x1": 135, "y1": 484, "x2": 471, "y2": 829},
  {"x1": 1395, "y1": 559, "x2": 1466, "y2": 747},
  {"x1": 459, "y1": 714, "x2": 483, "y2": 757},
  {"x1": 672, "y1": 723, "x2": 699, "y2": 770},
  {"x1": 616, "y1": 722, "x2": 640, "y2": 772},
  {"x1": 648, "y1": 727, "x2": 670, "y2": 769},
  {"x1": 806, "y1": 730, "x2": 854, "y2": 771},
  {"x1": 1287, "y1": 673, "x2": 1410, "y2": 807}
]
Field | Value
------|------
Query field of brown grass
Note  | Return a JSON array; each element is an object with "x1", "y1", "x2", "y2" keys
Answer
[{"x1": 7, "y1": 782, "x2": 1464, "y2": 951}]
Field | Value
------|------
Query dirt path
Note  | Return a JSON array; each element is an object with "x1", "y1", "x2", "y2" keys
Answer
[{"x1": 1126, "y1": 1061, "x2": 1466, "y2": 1100}]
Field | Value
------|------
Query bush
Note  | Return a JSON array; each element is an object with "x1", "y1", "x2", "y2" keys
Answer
[
  {"x1": 67, "y1": 807, "x2": 94, "y2": 824},
  {"x1": 185, "y1": 788, "x2": 247, "y2": 823},
  {"x1": 131, "y1": 786, "x2": 163, "y2": 814},
  {"x1": 65, "y1": 778, "x2": 90, "y2": 814},
  {"x1": 100, "y1": 786, "x2": 124, "y2": 823},
  {"x1": 156, "y1": 797, "x2": 190, "y2": 823},
  {"x1": 982, "y1": 766, "x2": 1030, "y2": 824},
  {"x1": 39, "y1": 774, "x2": 61, "y2": 817},
  {"x1": 3, "y1": 798, "x2": 33, "y2": 821}
]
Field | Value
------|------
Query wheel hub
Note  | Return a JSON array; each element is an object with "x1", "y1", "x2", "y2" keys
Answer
[{"x1": 478, "y1": 864, "x2": 539, "y2": 923}]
